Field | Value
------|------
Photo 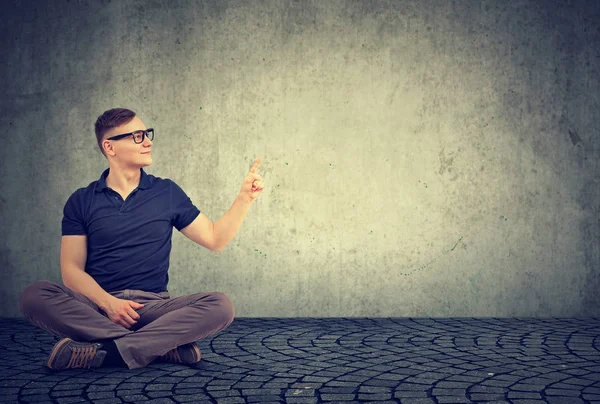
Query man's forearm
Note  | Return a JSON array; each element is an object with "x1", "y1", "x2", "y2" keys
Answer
[
  {"x1": 213, "y1": 195, "x2": 254, "y2": 251},
  {"x1": 62, "y1": 267, "x2": 114, "y2": 311}
]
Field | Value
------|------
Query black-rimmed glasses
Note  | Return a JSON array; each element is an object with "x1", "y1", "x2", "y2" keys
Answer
[{"x1": 107, "y1": 128, "x2": 154, "y2": 144}]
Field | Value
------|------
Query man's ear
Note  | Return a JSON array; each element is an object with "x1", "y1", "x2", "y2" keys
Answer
[{"x1": 103, "y1": 140, "x2": 114, "y2": 156}]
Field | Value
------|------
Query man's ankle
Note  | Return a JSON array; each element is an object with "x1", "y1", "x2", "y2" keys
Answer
[{"x1": 98, "y1": 339, "x2": 126, "y2": 367}]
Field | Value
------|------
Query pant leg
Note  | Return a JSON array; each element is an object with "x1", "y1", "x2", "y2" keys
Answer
[
  {"x1": 19, "y1": 280, "x2": 235, "y2": 369},
  {"x1": 113, "y1": 289, "x2": 235, "y2": 369},
  {"x1": 19, "y1": 280, "x2": 135, "y2": 342}
]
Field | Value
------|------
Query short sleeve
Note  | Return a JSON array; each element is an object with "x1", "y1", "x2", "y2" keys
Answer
[
  {"x1": 62, "y1": 190, "x2": 87, "y2": 235},
  {"x1": 169, "y1": 180, "x2": 201, "y2": 231}
]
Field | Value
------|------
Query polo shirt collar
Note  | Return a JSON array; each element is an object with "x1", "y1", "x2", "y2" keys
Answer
[{"x1": 95, "y1": 167, "x2": 153, "y2": 193}]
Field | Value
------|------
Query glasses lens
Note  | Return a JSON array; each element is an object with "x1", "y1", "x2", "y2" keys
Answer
[
  {"x1": 133, "y1": 131, "x2": 144, "y2": 143},
  {"x1": 147, "y1": 129, "x2": 154, "y2": 141}
]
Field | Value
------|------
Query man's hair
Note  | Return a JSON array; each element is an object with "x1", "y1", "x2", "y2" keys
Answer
[{"x1": 94, "y1": 108, "x2": 137, "y2": 158}]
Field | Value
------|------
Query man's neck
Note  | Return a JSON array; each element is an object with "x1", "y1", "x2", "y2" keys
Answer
[{"x1": 106, "y1": 166, "x2": 141, "y2": 192}]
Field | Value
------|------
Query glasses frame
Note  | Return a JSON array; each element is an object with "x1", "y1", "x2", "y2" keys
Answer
[{"x1": 107, "y1": 128, "x2": 154, "y2": 144}]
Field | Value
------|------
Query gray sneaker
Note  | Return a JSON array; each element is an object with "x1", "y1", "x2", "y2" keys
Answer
[
  {"x1": 158, "y1": 342, "x2": 202, "y2": 364},
  {"x1": 47, "y1": 338, "x2": 107, "y2": 370}
]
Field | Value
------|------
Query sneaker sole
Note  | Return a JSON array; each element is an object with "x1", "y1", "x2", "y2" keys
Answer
[{"x1": 190, "y1": 344, "x2": 202, "y2": 362}]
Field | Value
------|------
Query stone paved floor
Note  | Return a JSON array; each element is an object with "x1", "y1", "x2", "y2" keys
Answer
[{"x1": 1, "y1": 317, "x2": 600, "y2": 404}]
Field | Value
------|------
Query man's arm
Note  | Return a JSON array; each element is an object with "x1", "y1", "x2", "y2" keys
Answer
[
  {"x1": 60, "y1": 235, "x2": 114, "y2": 311},
  {"x1": 181, "y1": 195, "x2": 253, "y2": 252},
  {"x1": 181, "y1": 157, "x2": 263, "y2": 252},
  {"x1": 180, "y1": 212, "x2": 220, "y2": 252},
  {"x1": 212, "y1": 195, "x2": 254, "y2": 252}
]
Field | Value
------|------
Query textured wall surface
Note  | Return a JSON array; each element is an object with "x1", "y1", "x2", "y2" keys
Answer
[{"x1": 1, "y1": 0, "x2": 599, "y2": 318}]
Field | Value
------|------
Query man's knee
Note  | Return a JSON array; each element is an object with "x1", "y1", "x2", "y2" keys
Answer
[
  {"x1": 213, "y1": 292, "x2": 235, "y2": 323},
  {"x1": 19, "y1": 280, "x2": 60, "y2": 316}
]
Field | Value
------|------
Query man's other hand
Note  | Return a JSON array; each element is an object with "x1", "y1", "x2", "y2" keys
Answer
[{"x1": 103, "y1": 296, "x2": 145, "y2": 329}]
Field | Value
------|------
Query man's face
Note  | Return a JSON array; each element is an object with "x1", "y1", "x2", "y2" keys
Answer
[{"x1": 103, "y1": 116, "x2": 153, "y2": 164}]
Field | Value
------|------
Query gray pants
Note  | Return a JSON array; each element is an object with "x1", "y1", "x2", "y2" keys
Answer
[{"x1": 19, "y1": 280, "x2": 235, "y2": 369}]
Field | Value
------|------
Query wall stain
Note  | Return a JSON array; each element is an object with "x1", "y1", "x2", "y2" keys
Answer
[
  {"x1": 568, "y1": 128, "x2": 582, "y2": 146},
  {"x1": 397, "y1": 214, "x2": 506, "y2": 277},
  {"x1": 450, "y1": 236, "x2": 464, "y2": 251},
  {"x1": 438, "y1": 146, "x2": 457, "y2": 175}
]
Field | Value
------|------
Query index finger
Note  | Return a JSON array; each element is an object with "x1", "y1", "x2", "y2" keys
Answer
[{"x1": 249, "y1": 157, "x2": 262, "y2": 173}]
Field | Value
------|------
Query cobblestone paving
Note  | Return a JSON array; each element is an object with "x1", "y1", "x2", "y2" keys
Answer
[{"x1": 1, "y1": 317, "x2": 600, "y2": 403}]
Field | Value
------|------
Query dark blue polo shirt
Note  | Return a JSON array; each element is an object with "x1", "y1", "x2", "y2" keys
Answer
[{"x1": 61, "y1": 167, "x2": 201, "y2": 293}]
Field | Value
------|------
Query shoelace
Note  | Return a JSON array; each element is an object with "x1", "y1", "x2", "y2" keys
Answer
[
  {"x1": 161, "y1": 348, "x2": 182, "y2": 363},
  {"x1": 66, "y1": 344, "x2": 98, "y2": 369}
]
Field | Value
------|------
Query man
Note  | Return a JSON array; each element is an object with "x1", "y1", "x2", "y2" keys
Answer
[{"x1": 19, "y1": 108, "x2": 265, "y2": 370}]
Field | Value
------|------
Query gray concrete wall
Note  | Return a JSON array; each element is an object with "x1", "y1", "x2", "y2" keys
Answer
[{"x1": 1, "y1": 0, "x2": 599, "y2": 318}]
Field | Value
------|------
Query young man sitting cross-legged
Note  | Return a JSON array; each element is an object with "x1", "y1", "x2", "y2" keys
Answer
[{"x1": 19, "y1": 108, "x2": 264, "y2": 370}]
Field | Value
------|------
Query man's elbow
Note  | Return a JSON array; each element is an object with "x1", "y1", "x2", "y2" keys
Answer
[{"x1": 213, "y1": 238, "x2": 227, "y2": 252}]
